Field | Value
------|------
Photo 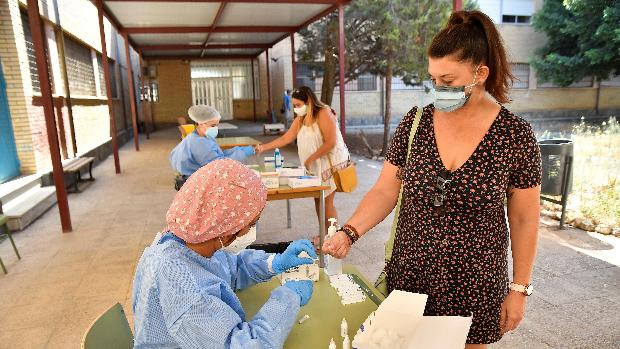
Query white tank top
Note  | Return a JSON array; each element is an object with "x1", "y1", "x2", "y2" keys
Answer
[{"x1": 297, "y1": 114, "x2": 350, "y2": 181}]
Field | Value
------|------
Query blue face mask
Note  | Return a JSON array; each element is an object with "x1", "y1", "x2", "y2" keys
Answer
[
  {"x1": 430, "y1": 65, "x2": 480, "y2": 112},
  {"x1": 205, "y1": 126, "x2": 219, "y2": 138}
]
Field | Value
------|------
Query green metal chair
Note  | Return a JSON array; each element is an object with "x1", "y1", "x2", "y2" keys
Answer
[
  {"x1": 0, "y1": 212, "x2": 21, "y2": 274},
  {"x1": 82, "y1": 303, "x2": 134, "y2": 349}
]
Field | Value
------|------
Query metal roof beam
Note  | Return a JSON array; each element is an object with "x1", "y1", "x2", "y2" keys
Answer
[
  {"x1": 106, "y1": 0, "x2": 343, "y2": 4},
  {"x1": 200, "y1": 2, "x2": 227, "y2": 56},
  {"x1": 144, "y1": 54, "x2": 256, "y2": 60},
  {"x1": 123, "y1": 26, "x2": 295, "y2": 34},
  {"x1": 140, "y1": 43, "x2": 270, "y2": 50}
]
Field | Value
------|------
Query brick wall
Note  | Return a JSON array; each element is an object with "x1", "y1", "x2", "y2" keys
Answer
[
  {"x1": 150, "y1": 60, "x2": 192, "y2": 125},
  {"x1": 148, "y1": 58, "x2": 270, "y2": 124},
  {"x1": 0, "y1": 0, "x2": 36, "y2": 174},
  {"x1": 71, "y1": 98, "x2": 110, "y2": 154},
  {"x1": 2, "y1": 0, "x2": 136, "y2": 176}
]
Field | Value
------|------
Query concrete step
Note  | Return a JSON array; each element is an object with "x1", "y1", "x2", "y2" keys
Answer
[
  {"x1": 3, "y1": 186, "x2": 57, "y2": 231},
  {"x1": 0, "y1": 174, "x2": 43, "y2": 205}
]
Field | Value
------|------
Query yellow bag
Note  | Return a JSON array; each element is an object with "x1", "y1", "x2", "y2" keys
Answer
[
  {"x1": 332, "y1": 160, "x2": 358, "y2": 193},
  {"x1": 374, "y1": 106, "x2": 423, "y2": 297}
]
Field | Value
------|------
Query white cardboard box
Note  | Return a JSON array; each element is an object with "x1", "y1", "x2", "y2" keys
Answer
[
  {"x1": 352, "y1": 291, "x2": 472, "y2": 349},
  {"x1": 288, "y1": 176, "x2": 321, "y2": 188},
  {"x1": 260, "y1": 172, "x2": 279, "y2": 189},
  {"x1": 277, "y1": 167, "x2": 306, "y2": 177}
]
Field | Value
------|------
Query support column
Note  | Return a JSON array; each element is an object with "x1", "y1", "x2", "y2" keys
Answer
[
  {"x1": 290, "y1": 33, "x2": 296, "y2": 88},
  {"x1": 337, "y1": 3, "x2": 346, "y2": 137},
  {"x1": 453, "y1": 0, "x2": 463, "y2": 11},
  {"x1": 26, "y1": 0, "x2": 72, "y2": 232},
  {"x1": 265, "y1": 50, "x2": 272, "y2": 121},
  {"x1": 96, "y1": 0, "x2": 121, "y2": 174},
  {"x1": 123, "y1": 33, "x2": 139, "y2": 151},
  {"x1": 140, "y1": 53, "x2": 152, "y2": 139},
  {"x1": 251, "y1": 57, "x2": 257, "y2": 122},
  {"x1": 56, "y1": 30, "x2": 78, "y2": 156}
]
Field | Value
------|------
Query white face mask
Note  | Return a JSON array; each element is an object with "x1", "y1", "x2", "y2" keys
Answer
[
  {"x1": 294, "y1": 104, "x2": 307, "y2": 116},
  {"x1": 219, "y1": 226, "x2": 256, "y2": 254}
]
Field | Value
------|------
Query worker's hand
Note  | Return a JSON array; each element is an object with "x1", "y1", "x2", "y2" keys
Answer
[
  {"x1": 500, "y1": 291, "x2": 527, "y2": 334},
  {"x1": 272, "y1": 240, "x2": 318, "y2": 274},
  {"x1": 283, "y1": 280, "x2": 313, "y2": 306},
  {"x1": 254, "y1": 144, "x2": 264, "y2": 154},
  {"x1": 240, "y1": 146, "x2": 256, "y2": 156},
  {"x1": 322, "y1": 230, "x2": 351, "y2": 259}
]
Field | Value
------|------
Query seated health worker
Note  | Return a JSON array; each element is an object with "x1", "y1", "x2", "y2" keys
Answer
[
  {"x1": 169, "y1": 105, "x2": 255, "y2": 178},
  {"x1": 132, "y1": 158, "x2": 316, "y2": 348}
]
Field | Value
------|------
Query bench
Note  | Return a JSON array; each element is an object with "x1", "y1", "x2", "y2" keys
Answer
[
  {"x1": 64, "y1": 157, "x2": 95, "y2": 193},
  {"x1": 263, "y1": 123, "x2": 285, "y2": 135}
]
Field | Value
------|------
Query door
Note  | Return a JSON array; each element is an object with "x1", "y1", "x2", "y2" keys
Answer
[
  {"x1": 0, "y1": 60, "x2": 20, "y2": 183},
  {"x1": 191, "y1": 77, "x2": 233, "y2": 120}
]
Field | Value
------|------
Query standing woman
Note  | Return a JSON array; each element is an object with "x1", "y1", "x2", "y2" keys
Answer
[
  {"x1": 256, "y1": 86, "x2": 350, "y2": 228},
  {"x1": 322, "y1": 11, "x2": 541, "y2": 348}
]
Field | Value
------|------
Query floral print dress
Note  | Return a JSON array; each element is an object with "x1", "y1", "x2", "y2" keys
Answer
[{"x1": 385, "y1": 104, "x2": 542, "y2": 344}]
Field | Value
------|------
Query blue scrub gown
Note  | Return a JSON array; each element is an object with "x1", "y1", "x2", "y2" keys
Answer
[
  {"x1": 169, "y1": 131, "x2": 250, "y2": 177},
  {"x1": 132, "y1": 233, "x2": 300, "y2": 349}
]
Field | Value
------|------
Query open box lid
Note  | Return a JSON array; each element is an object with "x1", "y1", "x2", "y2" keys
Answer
[{"x1": 353, "y1": 291, "x2": 472, "y2": 349}]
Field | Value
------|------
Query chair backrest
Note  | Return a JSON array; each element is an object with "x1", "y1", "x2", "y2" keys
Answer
[
  {"x1": 176, "y1": 116, "x2": 187, "y2": 126},
  {"x1": 82, "y1": 303, "x2": 134, "y2": 349},
  {"x1": 179, "y1": 124, "x2": 195, "y2": 139}
]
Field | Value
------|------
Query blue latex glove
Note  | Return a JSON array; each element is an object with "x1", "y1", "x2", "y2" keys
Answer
[
  {"x1": 272, "y1": 239, "x2": 318, "y2": 274},
  {"x1": 283, "y1": 280, "x2": 313, "y2": 306},
  {"x1": 240, "y1": 146, "x2": 255, "y2": 156}
]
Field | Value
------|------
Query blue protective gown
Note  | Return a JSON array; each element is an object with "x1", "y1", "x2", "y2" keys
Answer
[
  {"x1": 169, "y1": 130, "x2": 250, "y2": 177},
  {"x1": 132, "y1": 233, "x2": 300, "y2": 349}
]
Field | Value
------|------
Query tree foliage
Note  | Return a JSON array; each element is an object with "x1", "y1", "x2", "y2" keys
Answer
[
  {"x1": 297, "y1": 0, "x2": 451, "y2": 152},
  {"x1": 531, "y1": 0, "x2": 620, "y2": 87}
]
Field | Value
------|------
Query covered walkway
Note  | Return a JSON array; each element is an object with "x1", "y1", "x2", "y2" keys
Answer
[{"x1": 0, "y1": 125, "x2": 618, "y2": 348}]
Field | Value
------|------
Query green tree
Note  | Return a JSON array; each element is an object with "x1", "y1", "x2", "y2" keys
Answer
[
  {"x1": 298, "y1": 0, "x2": 451, "y2": 154},
  {"x1": 463, "y1": 0, "x2": 480, "y2": 11},
  {"x1": 531, "y1": 0, "x2": 620, "y2": 114},
  {"x1": 297, "y1": 7, "x2": 380, "y2": 106},
  {"x1": 368, "y1": 0, "x2": 452, "y2": 154}
]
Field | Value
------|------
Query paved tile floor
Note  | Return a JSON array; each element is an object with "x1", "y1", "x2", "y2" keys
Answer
[{"x1": 0, "y1": 126, "x2": 618, "y2": 348}]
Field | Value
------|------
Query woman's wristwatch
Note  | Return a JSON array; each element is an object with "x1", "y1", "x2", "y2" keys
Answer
[
  {"x1": 509, "y1": 282, "x2": 533, "y2": 296},
  {"x1": 338, "y1": 224, "x2": 360, "y2": 245}
]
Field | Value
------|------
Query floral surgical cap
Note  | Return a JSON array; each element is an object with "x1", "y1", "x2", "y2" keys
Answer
[{"x1": 165, "y1": 159, "x2": 267, "y2": 244}]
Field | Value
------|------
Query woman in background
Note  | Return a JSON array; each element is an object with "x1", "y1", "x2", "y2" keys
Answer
[{"x1": 256, "y1": 86, "x2": 350, "y2": 231}]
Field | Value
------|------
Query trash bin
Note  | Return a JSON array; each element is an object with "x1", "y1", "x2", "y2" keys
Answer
[{"x1": 539, "y1": 139, "x2": 573, "y2": 196}]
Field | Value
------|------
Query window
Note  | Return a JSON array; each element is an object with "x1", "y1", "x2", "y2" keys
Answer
[
  {"x1": 391, "y1": 76, "x2": 424, "y2": 90},
  {"x1": 96, "y1": 54, "x2": 118, "y2": 98},
  {"x1": 295, "y1": 63, "x2": 318, "y2": 90},
  {"x1": 21, "y1": 11, "x2": 54, "y2": 93},
  {"x1": 336, "y1": 74, "x2": 378, "y2": 91},
  {"x1": 64, "y1": 36, "x2": 96, "y2": 96},
  {"x1": 357, "y1": 74, "x2": 377, "y2": 91},
  {"x1": 191, "y1": 61, "x2": 260, "y2": 99},
  {"x1": 502, "y1": 15, "x2": 531, "y2": 24},
  {"x1": 511, "y1": 63, "x2": 530, "y2": 89}
]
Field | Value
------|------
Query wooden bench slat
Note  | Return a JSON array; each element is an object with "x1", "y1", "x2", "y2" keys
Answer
[{"x1": 64, "y1": 157, "x2": 94, "y2": 172}]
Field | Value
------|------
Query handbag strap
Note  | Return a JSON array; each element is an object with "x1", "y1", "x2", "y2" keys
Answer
[{"x1": 384, "y1": 106, "x2": 423, "y2": 262}]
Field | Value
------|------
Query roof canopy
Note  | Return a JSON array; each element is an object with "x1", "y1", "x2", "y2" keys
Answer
[{"x1": 103, "y1": 0, "x2": 349, "y2": 59}]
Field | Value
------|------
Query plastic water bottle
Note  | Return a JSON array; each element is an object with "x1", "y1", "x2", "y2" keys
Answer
[
  {"x1": 325, "y1": 218, "x2": 343, "y2": 276},
  {"x1": 274, "y1": 148, "x2": 282, "y2": 169}
]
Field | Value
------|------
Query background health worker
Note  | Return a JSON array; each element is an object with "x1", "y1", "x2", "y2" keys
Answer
[
  {"x1": 169, "y1": 105, "x2": 256, "y2": 178},
  {"x1": 323, "y1": 10, "x2": 542, "y2": 348},
  {"x1": 132, "y1": 159, "x2": 316, "y2": 348}
]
